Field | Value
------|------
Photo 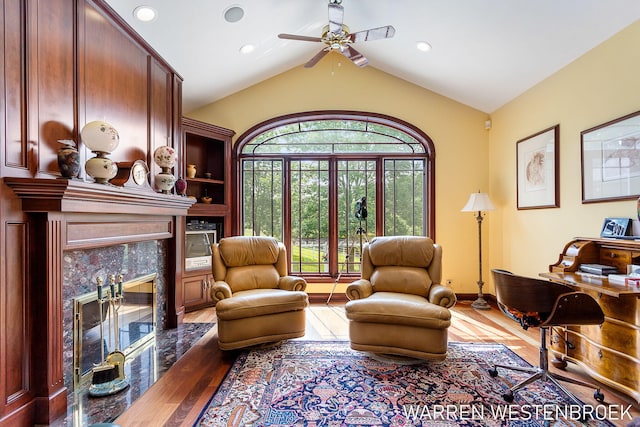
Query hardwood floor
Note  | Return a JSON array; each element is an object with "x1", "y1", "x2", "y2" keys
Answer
[{"x1": 115, "y1": 300, "x2": 639, "y2": 426}]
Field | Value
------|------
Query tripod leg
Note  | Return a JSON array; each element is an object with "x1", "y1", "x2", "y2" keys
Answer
[{"x1": 327, "y1": 231, "x2": 358, "y2": 304}]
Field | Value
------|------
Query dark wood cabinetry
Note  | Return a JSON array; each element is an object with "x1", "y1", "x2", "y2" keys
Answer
[
  {"x1": 544, "y1": 237, "x2": 640, "y2": 403},
  {"x1": 0, "y1": 0, "x2": 184, "y2": 424},
  {"x1": 183, "y1": 273, "x2": 215, "y2": 309},
  {"x1": 181, "y1": 118, "x2": 234, "y2": 311}
]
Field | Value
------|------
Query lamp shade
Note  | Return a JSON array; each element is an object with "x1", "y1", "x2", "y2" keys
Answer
[
  {"x1": 461, "y1": 192, "x2": 495, "y2": 212},
  {"x1": 81, "y1": 121, "x2": 120, "y2": 153},
  {"x1": 153, "y1": 145, "x2": 177, "y2": 168}
]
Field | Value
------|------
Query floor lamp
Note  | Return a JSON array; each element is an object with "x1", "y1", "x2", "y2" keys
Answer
[{"x1": 461, "y1": 191, "x2": 495, "y2": 310}]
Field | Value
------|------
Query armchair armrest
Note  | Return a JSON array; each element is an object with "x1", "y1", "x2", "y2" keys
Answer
[
  {"x1": 279, "y1": 275, "x2": 307, "y2": 292},
  {"x1": 428, "y1": 284, "x2": 457, "y2": 308},
  {"x1": 346, "y1": 279, "x2": 373, "y2": 301},
  {"x1": 210, "y1": 281, "x2": 232, "y2": 303}
]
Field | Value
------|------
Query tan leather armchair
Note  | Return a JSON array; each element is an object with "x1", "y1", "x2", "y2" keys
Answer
[
  {"x1": 210, "y1": 236, "x2": 309, "y2": 350},
  {"x1": 345, "y1": 236, "x2": 456, "y2": 360}
]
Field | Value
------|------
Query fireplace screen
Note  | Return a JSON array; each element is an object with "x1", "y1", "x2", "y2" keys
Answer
[{"x1": 73, "y1": 273, "x2": 157, "y2": 386}]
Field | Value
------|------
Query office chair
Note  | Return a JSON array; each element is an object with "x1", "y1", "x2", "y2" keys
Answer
[{"x1": 489, "y1": 269, "x2": 605, "y2": 404}]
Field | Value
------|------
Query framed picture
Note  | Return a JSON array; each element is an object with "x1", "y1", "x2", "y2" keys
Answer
[
  {"x1": 517, "y1": 125, "x2": 559, "y2": 209},
  {"x1": 600, "y1": 217, "x2": 631, "y2": 238},
  {"x1": 581, "y1": 110, "x2": 640, "y2": 203}
]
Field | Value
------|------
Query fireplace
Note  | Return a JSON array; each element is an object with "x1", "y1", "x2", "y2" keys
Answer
[
  {"x1": 73, "y1": 273, "x2": 157, "y2": 387},
  {"x1": 5, "y1": 177, "x2": 195, "y2": 422}
]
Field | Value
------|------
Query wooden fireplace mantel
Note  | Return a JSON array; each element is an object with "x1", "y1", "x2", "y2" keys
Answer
[
  {"x1": 4, "y1": 177, "x2": 195, "y2": 215},
  {"x1": 3, "y1": 177, "x2": 195, "y2": 423}
]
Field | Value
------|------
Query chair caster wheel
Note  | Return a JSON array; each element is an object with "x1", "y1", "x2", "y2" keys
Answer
[
  {"x1": 489, "y1": 368, "x2": 498, "y2": 378},
  {"x1": 594, "y1": 389, "x2": 605, "y2": 403},
  {"x1": 502, "y1": 391, "x2": 514, "y2": 402}
]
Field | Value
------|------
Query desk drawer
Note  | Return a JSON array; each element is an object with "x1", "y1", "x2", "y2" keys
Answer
[
  {"x1": 599, "y1": 248, "x2": 631, "y2": 272},
  {"x1": 567, "y1": 337, "x2": 639, "y2": 397}
]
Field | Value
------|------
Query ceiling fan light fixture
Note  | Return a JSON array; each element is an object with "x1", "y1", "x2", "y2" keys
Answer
[
  {"x1": 133, "y1": 6, "x2": 157, "y2": 22},
  {"x1": 416, "y1": 41, "x2": 432, "y2": 52},
  {"x1": 223, "y1": 5, "x2": 245, "y2": 23}
]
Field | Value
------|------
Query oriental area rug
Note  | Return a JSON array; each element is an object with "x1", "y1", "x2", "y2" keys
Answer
[{"x1": 195, "y1": 341, "x2": 622, "y2": 427}]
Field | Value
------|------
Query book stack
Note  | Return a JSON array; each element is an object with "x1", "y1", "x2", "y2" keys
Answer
[{"x1": 579, "y1": 264, "x2": 618, "y2": 275}]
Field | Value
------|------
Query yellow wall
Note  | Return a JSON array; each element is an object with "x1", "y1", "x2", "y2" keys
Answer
[
  {"x1": 190, "y1": 18, "x2": 640, "y2": 296},
  {"x1": 189, "y1": 52, "x2": 490, "y2": 294},
  {"x1": 488, "y1": 20, "x2": 640, "y2": 281}
]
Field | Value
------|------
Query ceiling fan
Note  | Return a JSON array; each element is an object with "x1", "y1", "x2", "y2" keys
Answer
[{"x1": 278, "y1": 0, "x2": 395, "y2": 68}]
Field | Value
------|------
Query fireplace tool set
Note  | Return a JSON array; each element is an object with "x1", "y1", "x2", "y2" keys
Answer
[{"x1": 89, "y1": 274, "x2": 130, "y2": 397}]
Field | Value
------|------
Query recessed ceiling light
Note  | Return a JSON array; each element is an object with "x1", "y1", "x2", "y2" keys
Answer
[
  {"x1": 239, "y1": 44, "x2": 255, "y2": 54},
  {"x1": 224, "y1": 5, "x2": 245, "y2": 23},
  {"x1": 416, "y1": 41, "x2": 432, "y2": 52},
  {"x1": 133, "y1": 6, "x2": 157, "y2": 22}
]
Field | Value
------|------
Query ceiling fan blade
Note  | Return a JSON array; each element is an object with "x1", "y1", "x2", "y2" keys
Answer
[
  {"x1": 278, "y1": 33, "x2": 323, "y2": 43},
  {"x1": 304, "y1": 48, "x2": 330, "y2": 68},
  {"x1": 349, "y1": 25, "x2": 396, "y2": 43},
  {"x1": 328, "y1": 3, "x2": 344, "y2": 34},
  {"x1": 341, "y1": 45, "x2": 368, "y2": 67}
]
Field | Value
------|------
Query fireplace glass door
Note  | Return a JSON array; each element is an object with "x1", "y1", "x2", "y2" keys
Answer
[{"x1": 73, "y1": 273, "x2": 157, "y2": 387}]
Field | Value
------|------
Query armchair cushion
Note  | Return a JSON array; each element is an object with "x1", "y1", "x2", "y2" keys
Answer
[
  {"x1": 370, "y1": 266, "x2": 432, "y2": 297},
  {"x1": 367, "y1": 236, "x2": 435, "y2": 268},
  {"x1": 219, "y1": 236, "x2": 279, "y2": 267},
  {"x1": 224, "y1": 265, "x2": 281, "y2": 291},
  {"x1": 346, "y1": 292, "x2": 451, "y2": 329},
  {"x1": 215, "y1": 289, "x2": 308, "y2": 321}
]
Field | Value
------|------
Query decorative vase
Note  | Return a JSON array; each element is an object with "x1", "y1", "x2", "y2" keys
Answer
[
  {"x1": 57, "y1": 140, "x2": 80, "y2": 178},
  {"x1": 186, "y1": 164, "x2": 197, "y2": 178},
  {"x1": 155, "y1": 171, "x2": 176, "y2": 193},
  {"x1": 85, "y1": 154, "x2": 118, "y2": 184},
  {"x1": 175, "y1": 177, "x2": 187, "y2": 196},
  {"x1": 201, "y1": 188, "x2": 212, "y2": 204}
]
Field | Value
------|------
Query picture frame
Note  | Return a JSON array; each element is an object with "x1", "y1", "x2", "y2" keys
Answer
[
  {"x1": 581, "y1": 110, "x2": 640, "y2": 203},
  {"x1": 516, "y1": 125, "x2": 559, "y2": 209},
  {"x1": 600, "y1": 217, "x2": 631, "y2": 238}
]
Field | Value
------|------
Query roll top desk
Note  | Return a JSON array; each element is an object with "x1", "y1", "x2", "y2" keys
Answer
[{"x1": 543, "y1": 237, "x2": 640, "y2": 403}]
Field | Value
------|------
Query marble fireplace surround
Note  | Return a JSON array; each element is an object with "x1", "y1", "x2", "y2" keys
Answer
[{"x1": 5, "y1": 178, "x2": 194, "y2": 423}]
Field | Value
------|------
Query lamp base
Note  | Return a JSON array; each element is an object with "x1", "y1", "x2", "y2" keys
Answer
[{"x1": 471, "y1": 297, "x2": 491, "y2": 310}]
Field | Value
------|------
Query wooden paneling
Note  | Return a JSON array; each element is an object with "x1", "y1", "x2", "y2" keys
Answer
[
  {"x1": 65, "y1": 217, "x2": 173, "y2": 249},
  {"x1": 2, "y1": 222, "x2": 29, "y2": 409},
  {"x1": 0, "y1": 0, "x2": 186, "y2": 423},
  {"x1": 78, "y1": 0, "x2": 149, "y2": 168},
  {"x1": 149, "y1": 58, "x2": 173, "y2": 183},
  {"x1": 2, "y1": 0, "x2": 28, "y2": 174},
  {"x1": 29, "y1": 0, "x2": 75, "y2": 177}
]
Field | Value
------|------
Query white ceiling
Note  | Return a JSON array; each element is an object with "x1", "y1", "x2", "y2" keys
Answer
[{"x1": 105, "y1": 1, "x2": 640, "y2": 114}]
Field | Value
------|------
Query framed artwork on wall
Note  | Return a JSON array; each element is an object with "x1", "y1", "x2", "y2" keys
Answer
[
  {"x1": 516, "y1": 124, "x2": 559, "y2": 209},
  {"x1": 581, "y1": 110, "x2": 640, "y2": 203}
]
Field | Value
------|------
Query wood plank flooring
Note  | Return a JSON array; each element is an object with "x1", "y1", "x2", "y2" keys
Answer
[{"x1": 115, "y1": 300, "x2": 639, "y2": 426}]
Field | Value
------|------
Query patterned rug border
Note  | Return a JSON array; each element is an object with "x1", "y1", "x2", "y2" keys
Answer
[{"x1": 196, "y1": 340, "x2": 620, "y2": 427}]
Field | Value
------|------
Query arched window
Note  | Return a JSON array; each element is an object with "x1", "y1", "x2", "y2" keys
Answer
[{"x1": 235, "y1": 111, "x2": 435, "y2": 280}]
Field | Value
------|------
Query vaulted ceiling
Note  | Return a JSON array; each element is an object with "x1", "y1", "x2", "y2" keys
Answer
[{"x1": 105, "y1": 1, "x2": 640, "y2": 114}]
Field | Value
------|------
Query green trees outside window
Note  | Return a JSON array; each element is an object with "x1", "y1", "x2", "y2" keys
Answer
[{"x1": 237, "y1": 112, "x2": 434, "y2": 279}]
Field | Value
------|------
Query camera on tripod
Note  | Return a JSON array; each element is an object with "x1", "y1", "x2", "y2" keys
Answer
[{"x1": 354, "y1": 196, "x2": 368, "y2": 220}]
